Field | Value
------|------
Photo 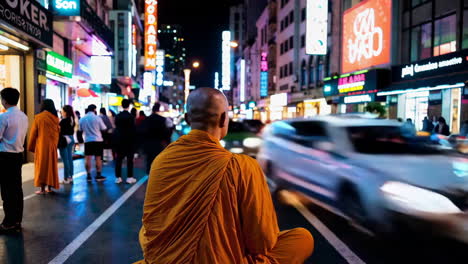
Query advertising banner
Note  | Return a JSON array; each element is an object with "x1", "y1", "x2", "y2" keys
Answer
[
  {"x1": 0, "y1": 0, "x2": 53, "y2": 47},
  {"x1": 306, "y1": 0, "x2": 328, "y2": 55},
  {"x1": 342, "y1": 0, "x2": 391, "y2": 73}
]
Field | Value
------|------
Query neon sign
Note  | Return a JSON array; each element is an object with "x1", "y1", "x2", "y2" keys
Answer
[
  {"x1": 221, "y1": 31, "x2": 231, "y2": 90},
  {"x1": 144, "y1": 0, "x2": 157, "y2": 71},
  {"x1": 342, "y1": 0, "x2": 391, "y2": 73},
  {"x1": 53, "y1": 0, "x2": 80, "y2": 16},
  {"x1": 240, "y1": 59, "x2": 246, "y2": 102},
  {"x1": 261, "y1": 52, "x2": 268, "y2": 71},
  {"x1": 155, "y1": 50, "x2": 165, "y2": 86},
  {"x1": 338, "y1": 74, "x2": 366, "y2": 93}
]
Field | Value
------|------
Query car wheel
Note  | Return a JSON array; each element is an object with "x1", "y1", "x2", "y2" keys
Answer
[{"x1": 341, "y1": 187, "x2": 369, "y2": 230}]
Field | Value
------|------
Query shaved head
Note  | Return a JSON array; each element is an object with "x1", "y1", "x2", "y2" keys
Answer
[{"x1": 186, "y1": 88, "x2": 230, "y2": 139}]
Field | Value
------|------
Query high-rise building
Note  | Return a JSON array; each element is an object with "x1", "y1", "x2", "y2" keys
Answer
[
  {"x1": 158, "y1": 25, "x2": 187, "y2": 75},
  {"x1": 157, "y1": 25, "x2": 186, "y2": 108}
]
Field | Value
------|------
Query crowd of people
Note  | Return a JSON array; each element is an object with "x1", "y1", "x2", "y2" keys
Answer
[{"x1": 0, "y1": 87, "x2": 172, "y2": 233}]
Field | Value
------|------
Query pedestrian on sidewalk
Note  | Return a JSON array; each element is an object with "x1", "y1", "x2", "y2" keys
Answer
[
  {"x1": 136, "y1": 88, "x2": 314, "y2": 264},
  {"x1": 58, "y1": 105, "x2": 76, "y2": 184},
  {"x1": 28, "y1": 99, "x2": 60, "y2": 194},
  {"x1": 140, "y1": 103, "x2": 171, "y2": 174},
  {"x1": 99, "y1": 107, "x2": 114, "y2": 163},
  {"x1": 79, "y1": 104, "x2": 107, "y2": 182},
  {"x1": 0, "y1": 88, "x2": 28, "y2": 233},
  {"x1": 113, "y1": 99, "x2": 137, "y2": 184}
]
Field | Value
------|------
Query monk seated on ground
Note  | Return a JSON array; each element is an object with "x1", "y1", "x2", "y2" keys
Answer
[{"x1": 135, "y1": 87, "x2": 314, "y2": 264}]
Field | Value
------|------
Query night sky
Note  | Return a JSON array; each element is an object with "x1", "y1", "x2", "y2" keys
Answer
[{"x1": 158, "y1": 0, "x2": 242, "y2": 88}]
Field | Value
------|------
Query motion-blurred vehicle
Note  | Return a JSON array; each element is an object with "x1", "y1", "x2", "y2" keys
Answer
[
  {"x1": 221, "y1": 121, "x2": 262, "y2": 158},
  {"x1": 258, "y1": 116, "x2": 468, "y2": 243}
]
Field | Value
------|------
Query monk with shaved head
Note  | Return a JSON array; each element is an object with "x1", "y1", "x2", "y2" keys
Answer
[{"x1": 136, "y1": 87, "x2": 314, "y2": 264}]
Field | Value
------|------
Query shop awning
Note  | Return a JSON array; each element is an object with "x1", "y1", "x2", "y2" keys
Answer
[{"x1": 77, "y1": 88, "x2": 99, "y2": 98}]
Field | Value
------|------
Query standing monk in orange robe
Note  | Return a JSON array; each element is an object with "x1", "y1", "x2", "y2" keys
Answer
[
  {"x1": 136, "y1": 88, "x2": 314, "y2": 264},
  {"x1": 28, "y1": 99, "x2": 60, "y2": 194}
]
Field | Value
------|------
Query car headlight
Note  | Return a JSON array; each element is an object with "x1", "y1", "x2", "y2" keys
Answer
[
  {"x1": 229, "y1": 147, "x2": 244, "y2": 154},
  {"x1": 243, "y1": 137, "x2": 262, "y2": 148},
  {"x1": 220, "y1": 140, "x2": 226, "y2": 148},
  {"x1": 380, "y1": 181, "x2": 461, "y2": 214}
]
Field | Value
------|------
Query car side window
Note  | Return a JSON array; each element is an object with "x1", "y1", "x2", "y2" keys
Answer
[{"x1": 290, "y1": 121, "x2": 329, "y2": 148}]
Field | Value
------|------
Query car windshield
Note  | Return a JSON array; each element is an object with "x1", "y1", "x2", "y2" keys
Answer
[{"x1": 347, "y1": 126, "x2": 443, "y2": 155}]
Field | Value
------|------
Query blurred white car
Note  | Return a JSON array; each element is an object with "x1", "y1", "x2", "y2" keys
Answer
[{"x1": 258, "y1": 116, "x2": 468, "y2": 242}]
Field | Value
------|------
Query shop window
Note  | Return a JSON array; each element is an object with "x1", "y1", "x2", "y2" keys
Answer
[
  {"x1": 317, "y1": 63, "x2": 324, "y2": 82},
  {"x1": 402, "y1": 29, "x2": 411, "y2": 63},
  {"x1": 301, "y1": 63, "x2": 307, "y2": 88},
  {"x1": 410, "y1": 22, "x2": 432, "y2": 62},
  {"x1": 463, "y1": 10, "x2": 468, "y2": 49},
  {"x1": 434, "y1": 14, "x2": 456, "y2": 56},
  {"x1": 0, "y1": 55, "x2": 22, "y2": 113}
]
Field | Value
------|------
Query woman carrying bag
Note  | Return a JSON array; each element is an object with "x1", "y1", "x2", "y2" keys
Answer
[{"x1": 59, "y1": 105, "x2": 76, "y2": 184}]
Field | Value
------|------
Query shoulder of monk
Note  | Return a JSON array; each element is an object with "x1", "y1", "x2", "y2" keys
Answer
[{"x1": 231, "y1": 154, "x2": 261, "y2": 171}]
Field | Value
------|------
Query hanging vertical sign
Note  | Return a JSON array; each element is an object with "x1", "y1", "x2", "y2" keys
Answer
[
  {"x1": 306, "y1": 0, "x2": 328, "y2": 55},
  {"x1": 221, "y1": 31, "x2": 231, "y2": 90},
  {"x1": 145, "y1": 0, "x2": 157, "y2": 71},
  {"x1": 260, "y1": 52, "x2": 268, "y2": 97}
]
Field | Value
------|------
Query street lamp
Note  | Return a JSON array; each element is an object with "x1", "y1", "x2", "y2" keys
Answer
[
  {"x1": 184, "y1": 61, "x2": 201, "y2": 109},
  {"x1": 230, "y1": 41, "x2": 239, "y2": 48}
]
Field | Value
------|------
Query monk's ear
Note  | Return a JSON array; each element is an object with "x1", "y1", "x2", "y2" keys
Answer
[
  {"x1": 185, "y1": 113, "x2": 191, "y2": 126},
  {"x1": 219, "y1": 112, "x2": 227, "y2": 128}
]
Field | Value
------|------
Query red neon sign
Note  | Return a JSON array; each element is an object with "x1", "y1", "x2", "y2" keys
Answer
[{"x1": 144, "y1": 0, "x2": 157, "y2": 71}]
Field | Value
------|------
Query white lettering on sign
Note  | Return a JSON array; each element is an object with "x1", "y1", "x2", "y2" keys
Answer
[
  {"x1": 344, "y1": 94, "x2": 372, "y2": 104},
  {"x1": 2, "y1": 0, "x2": 50, "y2": 33},
  {"x1": 401, "y1": 57, "x2": 464, "y2": 79},
  {"x1": 47, "y1": 54, "x2": 72, "y2": 74},
  {"x1": 347, "y1": 8, "x2": 383, "y2": 64},
  {"x1": 55, "y1": 0, "x2": 77, "y2": 10}
]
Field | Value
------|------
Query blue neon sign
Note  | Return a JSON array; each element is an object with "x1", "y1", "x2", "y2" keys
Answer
[
  {"x1": 260, "y1": 71, "x2": 268, "y2": 97},
  {"x1": 52, "y1": 0, "x2": 80, "y2": 16}
]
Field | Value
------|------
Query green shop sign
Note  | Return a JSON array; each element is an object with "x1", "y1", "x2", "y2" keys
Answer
[{"x1": 46, "y1": 51, "x2": 73, "y2": 78}]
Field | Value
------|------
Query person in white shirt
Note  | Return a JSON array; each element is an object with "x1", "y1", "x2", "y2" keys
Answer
[
  {"x1": 79, "y1": 104, "x2": 107, "y2": 182},
  {"x1": 0, "y1": 88, "x2": 28, "y2": 233}
]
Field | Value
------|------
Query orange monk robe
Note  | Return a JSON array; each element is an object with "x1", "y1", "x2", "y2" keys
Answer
[
  {"x1": 136, "y1": 130, "x2": 314, "y2": 264},
  {"x1": 28, "y1": 111, "x2": 60, "y2": 190}
]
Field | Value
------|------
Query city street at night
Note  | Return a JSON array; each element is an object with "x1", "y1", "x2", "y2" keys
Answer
[{"x1": 1, "y1": 0, "x2": 468, "y2": 263}]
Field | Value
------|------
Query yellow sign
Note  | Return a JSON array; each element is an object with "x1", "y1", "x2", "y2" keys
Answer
[{"x1": 108, "y1": 96, "x2": 123, "y2": 106}]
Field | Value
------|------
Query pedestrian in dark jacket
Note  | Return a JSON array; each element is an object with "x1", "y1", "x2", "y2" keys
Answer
[
  {"x1": 434, "y1": 117, "x2": 450, "y2": 136},
  {"x1": 141, "y1": 103, "x2": 171, "y2": 173},
  {"x1": 113, "y1": 99, "x2": 137, "y2": 184},
  {"x1": 422, "y1": 116, "x2": 434, "y2": 132}
]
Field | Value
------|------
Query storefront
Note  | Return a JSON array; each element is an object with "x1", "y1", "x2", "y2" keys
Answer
[
  {"x1": 380, "y1": 49, "x2": 468, "y2": 132},
  {"x1": 270, "y1": 93, "x2": 288, "y2": 121},
  {"x1": 296, "y1": 98, "x2": 331, "y2": 118},
  {"x1": 43, "y1": 51, "x2": 73, "y2": 109},
  {"x1": 0, "y1": 1, "x2": 53, "y2": 116},
  {"x1": 323, "y1": 69, "x2": 390, "y2": 114}
]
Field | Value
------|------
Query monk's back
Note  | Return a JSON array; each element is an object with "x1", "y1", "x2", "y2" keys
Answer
[{"x1": 140, "y1": 130, "x2": 277, "y2": 264}]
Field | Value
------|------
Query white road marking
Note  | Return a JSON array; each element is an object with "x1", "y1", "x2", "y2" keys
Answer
[
  {"x1": 281, "y1": 191, "x2": 366, "y2": 264},
  {"x1": 48, "y1": 175, "x2": 148, "y2": 264}
]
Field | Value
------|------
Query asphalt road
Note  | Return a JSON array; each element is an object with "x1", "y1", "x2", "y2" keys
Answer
[{"x1": 0, "y1": 159, "x2": 467, "y2": 264}]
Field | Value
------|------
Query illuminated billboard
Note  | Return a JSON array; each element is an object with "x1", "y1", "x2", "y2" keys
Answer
[
  {"x1": 221, "y1": 31, "x2": 231, "y2": 90},
  {"x1": 306, "y1": 0, "x2": 328, "y2": 55},
  {"x1": 144, "y1": 0, "x2": 158, "y2": 71},
  {"x1": 342, "y1": 0, "x2": 391, "y2": 73}
]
